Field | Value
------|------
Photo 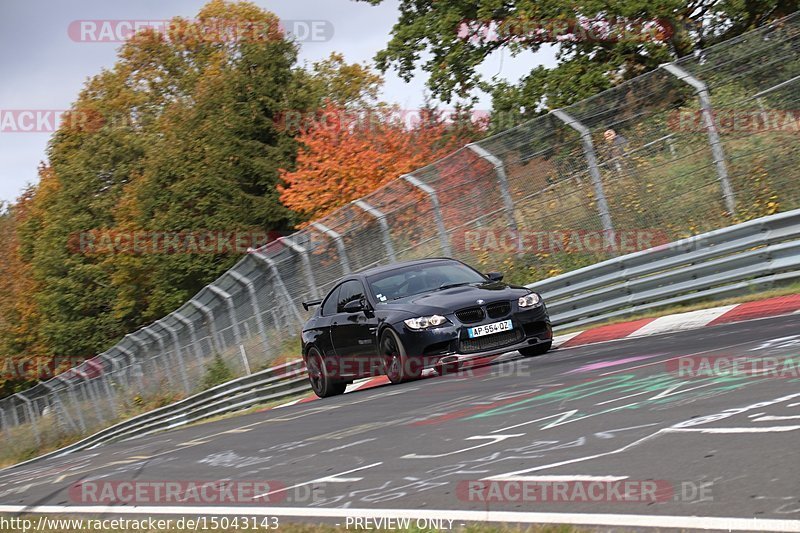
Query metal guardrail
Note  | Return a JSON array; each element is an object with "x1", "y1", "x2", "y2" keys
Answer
[
  {"x1": 529, "y1": 209, "x2": 800, "y2": 330},
  {"x1": 2, "y1": 360, "x2": 311, "y2": 468},
  {"x1": 4, "y1": 210, "x2": 799, "y2": 470}
]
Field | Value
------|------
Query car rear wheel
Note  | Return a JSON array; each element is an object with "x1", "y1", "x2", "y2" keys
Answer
[
  {"x1": 306, "y1": 348, "x2": 347, "y2": 398},
  {"x1": 519, "y1": 341, "x2": 552, "y2": 357},
  {"x1": 381, "y1": 329, "x2": 420, "y2": 384}
]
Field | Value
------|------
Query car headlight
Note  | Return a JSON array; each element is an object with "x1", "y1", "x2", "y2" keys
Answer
[
  {"x1": 518, "y1": 293, "x2": 542, "y2": 308},
  {"x1": 404, "y1": 315, "x2": 448, "y2": 330}
]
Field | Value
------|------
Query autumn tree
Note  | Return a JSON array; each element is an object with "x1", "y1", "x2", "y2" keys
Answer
[{"x1": 279, "y1": 102, "x2": 481, "y2": 222}]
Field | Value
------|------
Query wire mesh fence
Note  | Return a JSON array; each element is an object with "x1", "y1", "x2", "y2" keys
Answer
[{"x1": 2, "y1": 13, "x2": 800, "y2": 450}]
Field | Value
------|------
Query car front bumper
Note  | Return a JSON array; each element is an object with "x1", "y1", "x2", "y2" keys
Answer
[{"x1": 397, "y1": 304, "x2": 552, "y2": 369}]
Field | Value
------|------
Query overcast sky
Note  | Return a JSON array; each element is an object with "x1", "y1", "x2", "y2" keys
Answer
[{"x1": 0, "y1": 0, "x2": 556, "y2": 204}]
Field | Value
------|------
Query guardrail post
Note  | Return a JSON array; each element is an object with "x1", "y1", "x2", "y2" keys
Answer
[
  {"x1": 228, "y1": 270, "x2": 273, "y2": 355},
  {"x1": 466, "y1": 143, "x2": 520, "y2": 235},
  {"x1": 551, "y1": 109, "x2": 616, "y2": 248},
  {"x1": 188, "y1": 299, "x2": 223, "y2": 355},
  {"x1": 15, "y1": 393, "x2": 41, "y2": 446},
  {"x1": 173, "y1": 312, "x2": 204, "y2": 363},
  {"x1": 155, "y1": 320, "x2": 191, "y2": 393},
  {"x1": 278, "y1": 236, "x2": 320, "y2": 300},
  {"x1": 250, "y1": 251, "x2": 305, "y2": 327},
  {"x1": 402, "y1": 174, "x2": 452, "y2": 256},
  {"x1": 661, "y1": 63, "x2": 736, "y2": 215},
  {"x1": 310, "y1": 222, "x2": 351, "y2": 274},
  {"x1": 353, "y1": 199, "x2": 396, "y2": 262}
]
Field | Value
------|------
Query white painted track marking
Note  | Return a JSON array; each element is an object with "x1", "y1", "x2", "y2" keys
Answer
[
  {"x1": 1, "y1": 506, "x2": 798, "y2": 532},
  {"x1": 666, "y1": 426, "x2": 800, "y2": 433},
  {"x1": 487, "y1": 475, "x2": 628, "y2": 482},
  {"x1": 252, "y1": 462, "x2": 382, "y2": 500}
]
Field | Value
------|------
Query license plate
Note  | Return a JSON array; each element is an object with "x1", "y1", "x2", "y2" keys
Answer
[{"x1": 468, "y1": 320, "x2": 513, "y2": 338}]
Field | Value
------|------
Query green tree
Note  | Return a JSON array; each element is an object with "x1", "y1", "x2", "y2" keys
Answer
[{"x1": 359, "y1": 0, "x2": 797, "y2": 127}]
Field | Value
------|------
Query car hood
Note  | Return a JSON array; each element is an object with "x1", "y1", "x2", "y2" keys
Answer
[{"x1": 379, "y1": 282, "x2": 531, "y2": 316}]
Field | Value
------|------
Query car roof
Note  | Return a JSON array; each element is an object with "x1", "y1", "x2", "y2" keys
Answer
[{"x1": 355, "y1": 257, "x2": 459, "y2": 278}]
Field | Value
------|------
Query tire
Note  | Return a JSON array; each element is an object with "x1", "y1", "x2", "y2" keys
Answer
[
  {"x1": 306, "y1": 347, "x2": 347, "y2": 398},
  {"x1": 519, "y1": 341, "x2": 552, "y2": 357},
  {"x1": 381, "y1": 329, "x2": 421, "y2": 384}
]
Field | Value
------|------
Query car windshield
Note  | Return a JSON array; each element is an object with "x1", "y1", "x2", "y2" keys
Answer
[{"x1": 367, "y1": 261, "x2": 487, "y2": 302}]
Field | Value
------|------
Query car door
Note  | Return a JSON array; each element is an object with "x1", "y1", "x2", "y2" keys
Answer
[
  {"x1": 314, "y1": 284, "x2": 341, "y2": 359},
  {"x1": 330, "y1": 279, "x2": 379, "y2": 377}
]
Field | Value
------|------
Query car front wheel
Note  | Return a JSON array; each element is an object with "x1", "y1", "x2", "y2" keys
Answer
[
  {"x1": 381, "y1": 329, "x2": 420, "y2": 384},
  {"x1": 306, "y1": 347, "x2": 347, "y2": 398}
]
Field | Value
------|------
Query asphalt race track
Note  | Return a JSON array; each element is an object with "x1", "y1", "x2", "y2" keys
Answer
[{"x1": 1, "y1": 314, "x2": 800, "y2": 531}]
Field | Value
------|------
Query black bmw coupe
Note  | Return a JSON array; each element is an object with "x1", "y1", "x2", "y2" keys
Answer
[{"x1": 301, "y1": 258, "x2": 552, "y2": 397}]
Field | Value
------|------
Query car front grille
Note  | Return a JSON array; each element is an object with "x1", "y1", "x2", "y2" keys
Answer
[
  {"x1": 486, "y1": 301, "x2": 511, "y2": 319},
  {"x1": 455, "y1": 307, "x2": 484, "y2": 323},
  {"x1": 459, "y1": 328, "x2": 524, "y2": 354}
]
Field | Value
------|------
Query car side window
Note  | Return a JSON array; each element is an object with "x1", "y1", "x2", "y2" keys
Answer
[
  {"x1": 321, "y1": 286, "x2": 340, "y2": 316},
  {"x1": 337, "y1": 280, "x2": 365, "y2": 313}
]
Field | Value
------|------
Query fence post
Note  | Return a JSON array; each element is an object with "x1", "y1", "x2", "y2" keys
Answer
[
  {"x1": 228, "y1": 270, "x2": 273, "y2": 355},
  {"x1": 661, "y1": 62, "x2": 736, "y2": 215},
  {"x1": 278, "y1": 236, "x2": 320, "y2": 300},
  {"x1": 551, "y1": 109, "x2": 616, "y2": 247},
  {"x1": 188, "y1": 300, "x2": 223, "y2": 355},
  {"x1": 173, "y1": 312, "x2": 204, "y2": 363},
  {"x1": 353, "y1": 199, "x2": 397, "y2": 262},
  {"x1": 75, "y1": 368, "x2": 105, "y2": 425},
  {"x1": 466, "y1": 143, "x2": 519, "y2": 234},
  {"x1": 402, "y1": 173, "x2": 452, "y2": 256},
  {"x1": 310, "y1": 222, "x2": 351, "y2": 274},
  {"x1": 38, "y1": 381, "x2": 70, "y2": 434},
  {"x1": 88, "y1": 357, "x2": 116, "y2": 420},
  {"x1": 250, "y1": 251, "x2": 305, "y2": 327},
  {"x1": 0, "y1": 404, "x2": 10, "y2": 440},
  {"x1": 98, "y1": 354, "x2": 120, "y2": 419},
  {"x1": 115, "y1": 345, "x2": 144, "y2": 390},
  {"x1": 155, "y1": 320, "x2": 192, "y2": 393},
  {"x1": 15, "y1": 393, "x2": 41, "y2": 446},
  {"x1": 208, "y1": 285, "x2": 242, "y2": 347},
  {"x1": 55, "y1": 375, "x2": 86, "y2": 433},
  {"x1": 129, "y1": 331, "x2": 174, "y2": 387}
]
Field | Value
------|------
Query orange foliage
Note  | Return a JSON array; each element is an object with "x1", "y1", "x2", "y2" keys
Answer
[{"x1": 278, "y1": 103, "x2": 477, "y2": 222}]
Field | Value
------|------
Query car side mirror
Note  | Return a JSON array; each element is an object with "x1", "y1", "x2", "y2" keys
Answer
[
  {"x1": 486, "y1": 272, "x2": 504, "y2": 282},
  {"x1": 342, "y1": 299, "x2": 366, "y2": 313}
]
